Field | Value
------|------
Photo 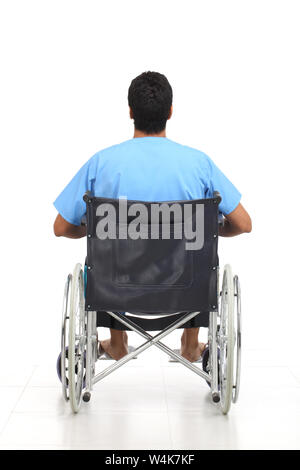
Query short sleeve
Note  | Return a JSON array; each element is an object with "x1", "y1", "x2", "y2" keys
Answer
[
  {"x1": 53, "y1": 155, "x2": 98, "y2": 226},
  {"x1": 205, "y1": 156, "x2": 241, "y2": 215}
]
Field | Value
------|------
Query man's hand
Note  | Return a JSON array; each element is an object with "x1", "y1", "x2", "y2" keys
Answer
[
  {"x1": 53, "y1": 214, "x2": 87, "y2": 239},
  {"x1": 219, "y1": 202, "x2": 252, "y2": 237}
]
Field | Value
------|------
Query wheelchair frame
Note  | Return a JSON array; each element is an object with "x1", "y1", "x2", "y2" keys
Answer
[
  {"x1": 59, "y1": 262, "x2": 241, "y2": 415},
  {"x1": 58, "y1": 193, "x2": 242, "y2": 415}
]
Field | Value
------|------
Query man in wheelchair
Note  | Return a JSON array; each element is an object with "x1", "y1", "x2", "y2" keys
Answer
[{"x1": 53, "y1": 71, "x2": 251, "y2": 366}]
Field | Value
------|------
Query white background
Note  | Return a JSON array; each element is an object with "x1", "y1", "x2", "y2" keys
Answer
[{"x1": 0, "y1": 0, "x2": 299, "y2": 448}]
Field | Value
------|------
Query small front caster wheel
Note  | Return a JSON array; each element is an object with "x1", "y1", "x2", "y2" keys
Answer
[
  {"x1": 212, "y1": 393, "x2": 220, "y2": 403},
  {"x1": 83, "y1": 392, "x2": 91, "y2": 402}
]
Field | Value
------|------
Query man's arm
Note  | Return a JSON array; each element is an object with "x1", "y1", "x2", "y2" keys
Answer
[
  {"x1": 219, "y1": 202, "x2": 252, "y2": 237},
  {"x1": 53, "y1": 214, "x2": 86, "y2": 239}
]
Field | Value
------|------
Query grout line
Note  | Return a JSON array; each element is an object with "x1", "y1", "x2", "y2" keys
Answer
[
  {"x1": 160, "y1": 366, "x2": 174, "y2": 448},
  {"x1": 287, "y1": 367, "x2": 300, "y2": 386},
  {"x1": 0, "y1": 365, "x2": 38, "y2": 440}
]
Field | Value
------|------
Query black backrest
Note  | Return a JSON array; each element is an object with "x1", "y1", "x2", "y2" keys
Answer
[{"x1": 84, "y1": 194, "x2": 221, "y2": 314}]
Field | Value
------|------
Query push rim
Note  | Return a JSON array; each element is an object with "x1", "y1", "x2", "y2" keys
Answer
[
  {"x1": 68, "y1": 264, "x2": 86, "y2": 413},
  {"x1": 218, "y1": 264, "x2": 234, "y2": 414},
  {"x1": 232, "y1": 275, "x2": 241, "y2": 403},
  {"x1": 60, "y1": 274, "x2": 72, "y2": 402}
]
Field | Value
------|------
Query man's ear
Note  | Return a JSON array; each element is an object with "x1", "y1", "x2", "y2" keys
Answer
[
  {"x1": 168, "y1": 105, "x2": 173, "y2": 120},
  {"x1": 129, "y1": 107, "x2": 134, "y2": 119}
]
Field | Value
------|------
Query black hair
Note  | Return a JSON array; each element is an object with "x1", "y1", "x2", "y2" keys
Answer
[{"x1": 128, "y1": 71, "x2": 173, "y2": 134}]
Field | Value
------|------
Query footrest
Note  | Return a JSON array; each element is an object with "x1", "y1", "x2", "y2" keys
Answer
[
  {"x1": 168, "y1": 349, "x2": 203, "y2": 363},
  {"x1": 98, "y1": 345, "x2": 137, "y2": 360}
]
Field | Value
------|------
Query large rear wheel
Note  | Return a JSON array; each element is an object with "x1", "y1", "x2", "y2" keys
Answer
[
  {"x1": 232, "y1": 275, "x2": 241, "y2": 403},
  {"x1": 218, "y1": 264, "x2": 234, "y2": 415},
  {"x1": 68, "y1": 263, "x2": 86, "y2": 413},
  {"x1": 59, "y1": 274, "x2": 72, "y2": 402}
]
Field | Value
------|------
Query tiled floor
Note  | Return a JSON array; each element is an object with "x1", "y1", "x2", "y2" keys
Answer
[{"x1": 1, "y1": 331, "x2": 300, "y2": 450}]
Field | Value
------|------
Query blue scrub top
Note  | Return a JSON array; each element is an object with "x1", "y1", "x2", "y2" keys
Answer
[{"x1": 54, "y1": 137, "x2": 241, "y2": 226}]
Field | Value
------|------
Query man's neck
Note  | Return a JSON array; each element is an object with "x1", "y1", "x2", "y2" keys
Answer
[{"x1": 133, "y1": 129, "x2": 167, "y2": 138}]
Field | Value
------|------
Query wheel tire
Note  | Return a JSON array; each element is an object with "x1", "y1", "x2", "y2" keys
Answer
[
  {"x1": 218, "y1": 264, "x2": 235, "y2": 415},
  {"x1": 56, "y1": 347, "x2": 87, "y2": 388},
  {"x1": 232, "y1": 275, "x2": 241, "y2": 403},
  {"x1": 59, "y1": 274, "x2": 72, "y2": 402},
  {"x1": 202, "y1": 346, "x2": 220, "y2": 388},
  {"x1": 68, "y1": 263, "x2": 86, "y2": 413},
  {"x1": 202, "y1": 347, "x2": 210, "y2": 386}
]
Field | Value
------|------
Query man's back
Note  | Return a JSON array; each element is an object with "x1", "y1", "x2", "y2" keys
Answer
[{"x1": 54, "y1": 137, "x2": 241, "y2": 227}]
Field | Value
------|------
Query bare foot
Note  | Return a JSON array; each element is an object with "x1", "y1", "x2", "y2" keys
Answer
[
  {"x1": 180, "y1": 331, "x2": 207, "y2": 362},
  {"x1": 99, "y1": 331, "x2": 128, "y2": 360},
  {"x1": 180, "y1": 342, "x2": 207, "y2": 362},
  {"x1": 180, "y1": 343, "x2": 206, "y2": 362}
]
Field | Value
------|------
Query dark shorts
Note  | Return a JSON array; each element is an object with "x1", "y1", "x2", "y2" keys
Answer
[{"x1": 96, "y1": 310, "x2": 209, "y2": 331}]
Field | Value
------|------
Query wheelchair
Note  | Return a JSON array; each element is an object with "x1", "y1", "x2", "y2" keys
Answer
[{"x1": 57, "y1": 191, "x2": 241, "y2": 415}]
